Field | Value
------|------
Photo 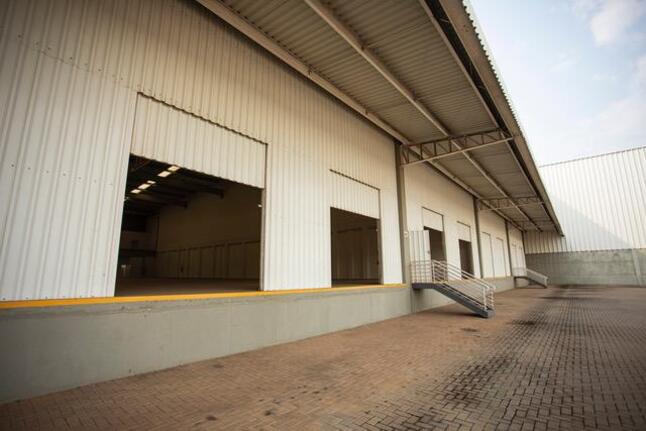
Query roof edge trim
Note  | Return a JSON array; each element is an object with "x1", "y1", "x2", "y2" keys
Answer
[{"x1": 432, "y1": 0, "x2": 563, "y2": 235}]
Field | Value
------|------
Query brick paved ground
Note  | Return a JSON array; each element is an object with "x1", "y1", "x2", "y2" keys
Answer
[{"x1": 1, "y1": 286, "x2": 646, "y2": 430}]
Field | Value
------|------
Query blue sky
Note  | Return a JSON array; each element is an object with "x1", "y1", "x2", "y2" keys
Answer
[{"x1": 469, "y1": 0, "x2": 646, "y2": 165}]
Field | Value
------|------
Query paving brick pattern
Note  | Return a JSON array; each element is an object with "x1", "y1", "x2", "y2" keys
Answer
[{"x1": 1, "y1": 286, "x2": 645, "y2": 430}]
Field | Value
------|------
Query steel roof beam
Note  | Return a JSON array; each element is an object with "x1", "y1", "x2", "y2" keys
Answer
[
  {"x1": 303, "y1": 0, "x2": 540, "y2": 231},
  {"x1": 402, "y1": 129, "x2": 514, "y2": 166},
  {"x1": 418, "y1": 0, "x2": 549, "y2": 230},
  {"x1": 477, "y1": 196, "x2": 543, "y2": 212},
  {"x1": 403, "y1": 147, "x2": 524, "y2": 232},
  {"x1": 197, "y1": 0, "x2": 534, "y2": 232}
]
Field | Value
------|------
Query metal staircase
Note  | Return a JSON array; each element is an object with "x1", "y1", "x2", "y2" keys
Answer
[
  {"x1": 512, "y1": 267, "x2": 548, "y2": 288},
  {"x1": 411, "y1": 259, "x2": 496, "y2": 318}
]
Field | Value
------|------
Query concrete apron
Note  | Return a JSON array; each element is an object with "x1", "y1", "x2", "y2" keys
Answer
[{"x1": 0, "y1": 277, "x2": 514, "y2": 403}]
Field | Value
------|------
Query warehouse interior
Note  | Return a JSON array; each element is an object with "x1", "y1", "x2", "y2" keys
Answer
[
  {"x1": 115, "y1": 155, "x2": 262, "y2": 296},
  {"x1": 330, "y1": 208, "x2": 381, "y2": 285}
]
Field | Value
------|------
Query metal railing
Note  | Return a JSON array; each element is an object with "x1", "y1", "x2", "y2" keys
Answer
[
  {"x1": 512, "y1": 267, "x2": 548, "y2": 287},
  {"x1": 411, "y1": 259, "x2": 495, "y2": 310}
]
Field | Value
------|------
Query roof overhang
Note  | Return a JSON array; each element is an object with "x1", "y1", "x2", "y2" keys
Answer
[{"x1": 196, "y1": 0, "x2": 562, "y2": 234}]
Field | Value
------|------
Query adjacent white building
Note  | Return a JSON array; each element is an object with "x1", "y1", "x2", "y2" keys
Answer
[{"x1": 525, "y1": 147, "x2": 646, "y2": 285}]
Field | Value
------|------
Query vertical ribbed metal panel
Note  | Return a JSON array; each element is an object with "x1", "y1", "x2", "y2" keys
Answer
[
  {"x1": 422, "y1": 208, "x2": 443, "y2": 232},
  {"x1": 132, "y1": 95, "x2": 266, "y2": 188},
  {"x1": 478, "y1": 209, "x2": 510, "y2": 275},
  {"x1": 404, "y1": 164, "x2": 480, "y2": 277},
  {"x1": 0, "y1": 42, "x2": 135, "y2": 300},
  {"x1": 329, "y1": 171, "x2": 380, "y2": 219},
  {"x1": 508, "y1": 226, "x2": 525, "y2": 267},
  {"x1": 525, "y1": 147, "x2": 646, "y2": 254},
  {"x1": 1, "y1": 0, "x2": 402, "y2": 298}
]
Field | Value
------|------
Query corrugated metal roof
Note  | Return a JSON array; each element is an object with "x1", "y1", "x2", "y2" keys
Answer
[{"x1": 211, "y1": 0, "x2": 559, "y2": 232}]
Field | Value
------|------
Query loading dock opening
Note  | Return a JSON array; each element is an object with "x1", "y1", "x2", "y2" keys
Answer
[
  {"x1": 330, "y1": 208, "x2": 381, "y2": 286},
  {"x1": 458, "y1": 239, "x2": 474, "y2": 277},
  {"x1": 115, "y1": 155, "x2": 262, "y2": 296},
  {"x1": 425, "y1": 227, "x2": 446, "y2": 261}
]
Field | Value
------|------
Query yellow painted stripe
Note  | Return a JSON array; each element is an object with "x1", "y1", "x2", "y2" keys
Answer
[{"x1": 0, "y1": 283, "x2": 406, "y2": 310}]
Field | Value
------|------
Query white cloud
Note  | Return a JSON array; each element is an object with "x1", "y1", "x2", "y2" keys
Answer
[{"x1": 581, "y1": 0, "x2": 646, "y2": 45}]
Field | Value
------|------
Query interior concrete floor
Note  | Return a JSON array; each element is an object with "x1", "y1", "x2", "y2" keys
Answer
[
  {"x1": 114, "y1": 278, "x2": 259, "y2": 296},
  {"x1": 114, "y1": 278, "x2": 384, "y2": 296}
]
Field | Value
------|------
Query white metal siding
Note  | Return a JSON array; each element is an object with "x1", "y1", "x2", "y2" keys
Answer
[
  {"x1": 493, "y1": 237, "x2": 506, "y2": 277},
  {"x1": 132, "y1": 95, "x2": 266, "y2": 188},
  {"x1": 508, "y1": 226, "x2": 525, "y2": 268},
  {"x1": 480, "y1": 232, "x2": 494, "y2": 278},
  {"x1": 329, "y1": 171, "x2": 380, "y2": 219},
  {"x1": 405, "y1": 164, "x2": 480, "y2": 277},
  {"x1": 0, "y1": 0, "x2": 402, "y2": 299},
  {"x1": 478, "y1": 208, "x2": 511, "y2": 275},
  {"x1": 0, "y1": 48, "x2": 134, "y2": 300},
  {"x1": 457, "y1": 223, "x2": 471, "y2": 242},
  {"x1": 525, "y1": 147, "x2": 646, "y2": 253},
  {"x1": 422, "y1": 208, "x2": 443, "y2": 231}
]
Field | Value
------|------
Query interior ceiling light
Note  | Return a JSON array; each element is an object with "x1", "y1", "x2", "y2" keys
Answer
[
  {"x1": 131, "y1": 189, "x2": 141, "y2": 194},
  {"x1": 167, "y1": 165, "x2": 180, "y2": 172},
  {"x1": 158, "y1": 170, "x2": 171, "y2": 177},
  {"x1": 138, "y1": 183, "x2": 150, "y2": 190},
  {"x1": 146, "y1": 180, "x2": 156, "y2": 184}
]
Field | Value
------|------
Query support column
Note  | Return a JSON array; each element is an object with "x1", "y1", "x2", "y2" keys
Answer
[
  {"x1": 472, "y1": 196, "x2": 484, "y2": 278},
  {"x1": 395, "y1": 143, "x2": 411, "y2": 287},
  {"x1": 504, "y1": 219, "x2": 513, "y2": 276}
]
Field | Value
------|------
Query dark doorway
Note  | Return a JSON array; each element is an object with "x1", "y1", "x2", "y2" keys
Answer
[
  {"x1": 458, "y1": 239, "x2": 474, "y2": 277},
  {"x1": 424, "y1": 227, "x2": 446, "y2": 261},
  {"x1": 115, "y1": 154, "x2": 262, "y2": 296},
  {"x1": 330, "y1": 208, "x2": 381, "y2": 285}
]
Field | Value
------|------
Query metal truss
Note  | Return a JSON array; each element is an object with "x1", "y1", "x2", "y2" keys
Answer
[
  {"x1": 401, "y1": 129, "x2": 514, "y2": 167},
  {"x1": 204, "y1": 0, "x2": 547, "y2": 232},
  {"x1": 477, "y1": 196, "x2": 543, "y2": 212},
  {"x1": 515, "y1": 220, "x2": 555, "y2": 231}
]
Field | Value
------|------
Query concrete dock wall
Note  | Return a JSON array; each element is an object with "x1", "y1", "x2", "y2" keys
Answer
[
  {"x1": 0, "y1": 287, "x2": 410, "y2": 403},
  {"x1": 0, "y1": 277, "x2": 517, "y2": 403},
  {"x1": 526, "y1": 249, "x2": 646, "y2": 286}
]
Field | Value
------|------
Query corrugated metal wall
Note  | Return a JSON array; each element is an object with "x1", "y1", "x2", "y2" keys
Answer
[
  {"x1": 132, "y1": 95, "x2": 266, "y2": 188},
  {"x1": 329, "y1": 171, "x2": 380, "y2": 219},
  {"x1": 508, "y1": 226, "x2": 525, "y2": 268},
  {"x1": 478, "y1": 209, "x2": 511, "y2": 276},
  {"x1": 525, "y1": 147, "x2": 646, "y2": 254},
  {"x1": 405, "y1": 163, "x2": 481, "y2": 278},
  {"x1": 0, "y1": 0, "x2": 402, "y2": 299}
]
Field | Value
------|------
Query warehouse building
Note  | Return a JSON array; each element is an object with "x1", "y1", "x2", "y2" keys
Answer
[
  {"x1": 525, "y1": 147, "x2": 646, "y2": 286},
  {"x1": 0, "y1": 0, "x2": 562, "y2": 401}
]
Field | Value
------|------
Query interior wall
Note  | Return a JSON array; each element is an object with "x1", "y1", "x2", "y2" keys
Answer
[
  {"x1": 153, "y1": 184, "x2": 261, "y2": 280},
  {"x1": 0, "y1": 0, "x2": 401, "y2": 299},
  {"x1": 331, "y1": 209, "x2": 380, "y2": 282}
]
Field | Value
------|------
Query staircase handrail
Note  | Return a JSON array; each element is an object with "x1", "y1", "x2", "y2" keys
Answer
[{"x1": 410, "y1": 259, "x2": 495, "y2": 310}]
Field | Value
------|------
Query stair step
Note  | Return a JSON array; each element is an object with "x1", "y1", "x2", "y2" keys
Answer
[{"x1": 412, "y1": 282, "x2": 493, "y2": 318}]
